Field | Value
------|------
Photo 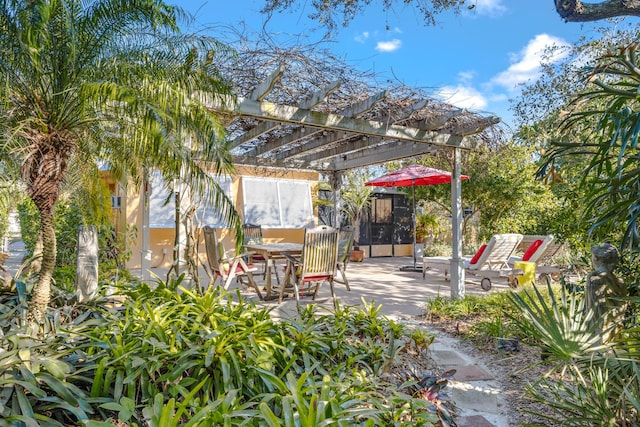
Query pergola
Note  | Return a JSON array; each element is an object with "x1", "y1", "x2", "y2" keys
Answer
[
  {"x1": 135, "y1": 40, "x2": 501, "y2": 298},
  {"x1": 200, "y1": 64, "x2": 501, "y2": 298}
]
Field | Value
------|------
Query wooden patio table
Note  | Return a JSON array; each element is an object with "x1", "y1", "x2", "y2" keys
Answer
[{"x1": 245, "y1": 242, "x2": 303, "y2": 300}]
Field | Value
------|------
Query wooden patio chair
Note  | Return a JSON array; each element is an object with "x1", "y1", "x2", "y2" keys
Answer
[
  {"x1": 203, "y1": 226, "x2": 263, "y2": 299},
  {"x1": 334, "y1": 226, "x2": 355, "y2": 291},
  {"x1": 280, "y1": 225, "x2": 339, "y2": 305},
  {"x1": 242, "y1": 224, "x2": 268, "y2": 283}
]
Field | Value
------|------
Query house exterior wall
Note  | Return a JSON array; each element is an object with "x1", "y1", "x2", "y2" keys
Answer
[{"x1": 123, "y1": 165, "x2": 320, "y2": 269}]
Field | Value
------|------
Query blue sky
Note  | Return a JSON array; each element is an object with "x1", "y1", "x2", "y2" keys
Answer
[{"x1": 178, "y1": 0, "x2": 637, "y2": 128}]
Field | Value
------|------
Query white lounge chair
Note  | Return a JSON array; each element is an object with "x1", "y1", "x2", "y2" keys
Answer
[
  {"x1": 509, "y1": 234, "x2": 565, "y2": 283},
  {"x1": 423, "y1": 233, "x2": 524, "y2": 291}
]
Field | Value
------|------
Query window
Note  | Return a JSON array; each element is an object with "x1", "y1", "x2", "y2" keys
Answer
[
  {"x1": 242, "y1": 177, "x2": 313, "y2": 228},
  {"x1": 198, "y1": 175, "x2": 233, "y2": 227},
  {"x1": 148, "y1": 171, "x2": 233, "y2": 228},
  {"x1": 148, "y1": 171, "x2": 174, "y2": 228},
  {"x1": 373, "y1": 198, "x2": 392, "y2": 223}
]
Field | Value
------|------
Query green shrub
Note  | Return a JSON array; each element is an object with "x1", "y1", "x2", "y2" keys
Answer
[
  {"x1": 0, "y1": 276, "x2": 450, "y2": 425},
  {"x1": 17, "y1": 197, "x2": 121, "y2": 270},
  {"x1": 423, "y1": 242, "x2": 451, "y2": 257},
  {"x1": 425, "y1": 292, "x2": 515, "y2": 321}
]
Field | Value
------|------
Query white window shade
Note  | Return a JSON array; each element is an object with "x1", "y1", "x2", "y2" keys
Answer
[
  {"x1": 242, "y1": 177, "x2": 313, "y2": 228},
  {"x1": 148, "y1": 171, "x2": 233, "y2": 228},
  {"x1": 198, "y1": 175, "x2": 233, "y2": 227},
  {"x1": 148, "y1": 171, "x2": 174, "y2": 228}
]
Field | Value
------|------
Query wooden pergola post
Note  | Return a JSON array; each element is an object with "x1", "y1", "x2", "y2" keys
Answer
[{"x1": 449, "y1": 139, "x2": 465, "y2": 299}]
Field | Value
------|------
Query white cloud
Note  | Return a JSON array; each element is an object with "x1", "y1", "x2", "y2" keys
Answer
[
  {"x1": 436, "y1": 84, "x2": 488, "y2": 110},
  {"x1": 354, "y1": 31, "x2": 369, "y2": 43},
  {"x1": 474, "y1": 0, "x2": 507, "y2": 15},
  {"x1": 457, "y1": 70, "x2": 476, "y2": 83},
  {"x1": 488, "y1": 93, "x2": 508, "y2": 103},
  {"x1": 375, "y1": 39, "x2": 402, "y2": 52},
  {"x1": 491, "y1": 33, "x2": 571, "y2": 92}
]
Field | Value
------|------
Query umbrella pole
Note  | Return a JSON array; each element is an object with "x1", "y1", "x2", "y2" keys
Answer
[
  {"x1": 412, "y1": 184, "x2": 417, "y2": 268},
  {"x1": 400, "y1": 183, "x2": 422, "y2": 272}
]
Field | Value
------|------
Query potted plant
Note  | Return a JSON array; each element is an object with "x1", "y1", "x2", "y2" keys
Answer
[
  {"x1": 340, "y1": 170, "x2": 375, "y2": 262},
  {"x1": 416, "y1": 213, "x2": 440, "y2": 244}
]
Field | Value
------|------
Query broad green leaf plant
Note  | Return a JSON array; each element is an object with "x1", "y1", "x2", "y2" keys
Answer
[{"x1": 0, "y1": 275, "x2": 450, "y2": 425}]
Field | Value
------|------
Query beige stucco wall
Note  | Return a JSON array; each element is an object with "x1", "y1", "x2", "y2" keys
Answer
[{"x1": 124, "y1": 165, "x2": 320, "y2": 269}]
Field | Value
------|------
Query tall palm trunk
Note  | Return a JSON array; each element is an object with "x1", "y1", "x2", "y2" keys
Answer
[
  {"x1": 28, "y1": 205, "x2": 56, "y2": 322},
  {"x1": 23, "y1": 134, "x2": 70, "y2": 322},
  {"x1": 26, "y1": 232, "x2": 43, "y2": 276}
]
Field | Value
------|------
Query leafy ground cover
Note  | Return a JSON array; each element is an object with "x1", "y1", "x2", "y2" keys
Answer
[{"x1": 0, "y1": 275, "x2": 456, "y2": 426}]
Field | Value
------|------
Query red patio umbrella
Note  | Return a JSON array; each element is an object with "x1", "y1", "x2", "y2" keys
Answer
[{"x1": 365, "y1": 164, "x2": 469, "y2": 271}]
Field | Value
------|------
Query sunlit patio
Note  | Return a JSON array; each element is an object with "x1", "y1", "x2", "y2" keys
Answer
[{"x1": 140, "y1": 255, "x2": 514, "y2": 321}]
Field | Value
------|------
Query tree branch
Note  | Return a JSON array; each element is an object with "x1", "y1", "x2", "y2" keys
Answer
[{"x1": 555, "y1": 0, "x2": 640, "y2": 22}]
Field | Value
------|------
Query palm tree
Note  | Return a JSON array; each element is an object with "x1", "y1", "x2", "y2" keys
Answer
[
  {"x1": 340, "y1": 169, "x2": 375, "y2": 249},
  {"x1": 0, "y1": 0, "x2": 241, "y2": 322},
  {"x1": 544, "y1": 42, "x2": 640, "y2": 251}
]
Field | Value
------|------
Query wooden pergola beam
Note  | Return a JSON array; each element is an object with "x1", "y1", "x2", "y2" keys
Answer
[
  {"x1": 229, "y1": 120, "x2": 280, "y2": 149},
  {"x1": 230, "y1": 80, "x2": 341, "y2": 148},
  {"x1": 241, "y1": 125, "x2": 313, "y2": 157},
  {"x1": 299, "y1": 135, "x2": 376, "y2": 163},
  {"x1": 230, "y1": 153, "x2": 311, "y2": 170},
  {"x1": 233, "y1": 89, "x2": 390, "y2": 157},
  {"x1": 420, "y1": 108, "x2": 465, "y2": 130},
  {"x1": 380, "y1": 99, "x2": 428, "y2": 125},
  {"x1": 206, "y1": 95, "x2": 452, "y2": 147},
  {"x1": 293, "y1": 96, "x2": 467, "y2": 164},
  {"x1": 324, "y1": 140, "x2": 440, "y2": 171},
  {"x1": 274, "y1": 130, "x2": 352, "y2": 160},
  {"x1": 300, "y1": 81, "x2": 341, "y2": 109},
  {"x1": 248, "y1": 65, "x2": 284, "y2": 101},
  {"x1": 273, "y1": 90, "x2": 389, "y2": 160},
  {"x1": 294, "y1": 98, "x2": 439, "y2": 164},
  {"x1": 337, "y1": 90, "x2": 388, "y2": 117}
]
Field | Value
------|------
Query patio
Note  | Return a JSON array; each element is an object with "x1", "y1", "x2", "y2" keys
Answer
[
  {"x1": 146, "y1": 255, "x2": 514, "y2": 321},
  {"x1": 2, "y1": 241, "x2": 514, "y2": 322},
  {"x1": 256, "y1": 256, "x2": 514, "y2": 320}
]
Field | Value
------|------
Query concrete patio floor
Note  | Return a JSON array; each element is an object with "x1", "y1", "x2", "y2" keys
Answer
[{"x1": 220, "y1": 255, "x2": 516, "y2": 322}]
